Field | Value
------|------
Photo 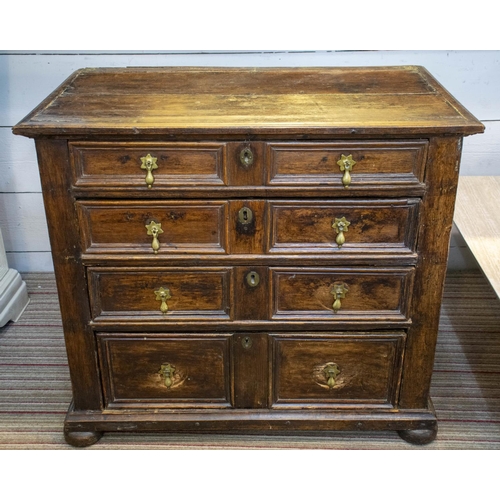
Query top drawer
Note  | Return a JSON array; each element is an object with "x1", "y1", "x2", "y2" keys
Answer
[
  {"x1": 69, "y1": 140, "x2": 427, "y2": 193},
  {"x1": 266, "y1": 140, "x2": 427, "y2": 189},
  {"x1": 70, "y1": 141, "x2": 227, "y2": 189}
]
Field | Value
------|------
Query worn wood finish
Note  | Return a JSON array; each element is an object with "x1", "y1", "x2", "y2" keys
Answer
[
  {"x1": 97, "y1": 334, "x2": 232, "y2": 409},
  {"x1": 226, "y1": 141, "x2": 265, "y2": 187},
  {"x1": 34, "y1": 139, "x2": 102, "y2": 411},
  {"x1": 12, "y1": 66, "x2": 484, "y2": 446},
  {"x1": 13, "y1": 67, "x2": 484, "y2": 137},
  {"x1": 88, "y1": 267, "x2": 233, "y2": 321},
  {"x1": 267, "y1": 141, "x2": 427, "y2": 187},
  {"x1": 269, "y1": 199, "x2": 419, "y2": 254},
  {"x1": 399, "y1": 137, "x2": 464, "y2": 409},
  {"x1": 229, "y1": 200, "x2": 267, "y2": 255},
  {"x1": 70, "y1": 141, "x2": 227, "y2": 188},
  {"x1": 76, "y1": 200, "x2": 228, "y2": 254},
  {"x1": 271, "y1": 267, "x2": 413, "y2": 321},
  {"x1": 232, "y1": 333, "x2": 269, "y2": 408},
  {"x1": 233, "y1": 266, "x2": 269, "y2": 321},
  {"x1": 271, "y1": 333, "x2": 406, "y2": 408}
]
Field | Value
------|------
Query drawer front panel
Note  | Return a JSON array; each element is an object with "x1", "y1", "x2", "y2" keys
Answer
[
  {"x1": 97, "y1": 334, "x2": 232, "y2": 409},
  {"x1": 269, "y1": 199, "x2": 419, "y2": 254},
  {"x1": 267, "y1": 141, "x2": 427, "y2": 187},
  {"x1": 271, "y1": 333, "x2": 406, "y2": 408},
  {"x1": 88, "y1": 267, "x2": 233, "y2": 321},
  {"x1": 70, "y1": 141, "x2": 227, "y2": 188},
  {"x1": 76, "y1": 200, "x2": 227, "y2": 254},
  {"x1": 271, "y1": 267, "x2": 413, "y2": 321}
]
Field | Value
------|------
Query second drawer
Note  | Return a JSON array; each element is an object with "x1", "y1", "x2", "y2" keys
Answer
[{"x1": 76, "y1": 199, "x2": 419, "y2": 257}]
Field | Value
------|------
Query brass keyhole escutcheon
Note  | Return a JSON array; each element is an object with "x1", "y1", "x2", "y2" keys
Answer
[
  {"x1": 238, "y1": 206, "x2": 254, "y2": 225},
  {"x1": 242, "y1": 336, "x2": 253, "y2": 349},
  {"x1": 246, "y1": 271, "x2": 260, "y2": 287},
  {"x1": 240, "y1": 147, "x2": 254, "y2": 168}
]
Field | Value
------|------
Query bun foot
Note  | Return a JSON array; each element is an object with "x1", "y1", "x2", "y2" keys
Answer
[
  {"x1": 64, "y1": 429, "x2": 103, "y2": 447},
  {"x1": 398, "y1": 425, "x2": 437, "y2": 445}
]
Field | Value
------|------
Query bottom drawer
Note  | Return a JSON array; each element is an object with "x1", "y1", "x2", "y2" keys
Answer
[
  {"x1": 97, "y1": 334, "x2": 232, "y2": 409},
  {"x1": 271, "y1": 332, "x2": 406, "y2": 409}
]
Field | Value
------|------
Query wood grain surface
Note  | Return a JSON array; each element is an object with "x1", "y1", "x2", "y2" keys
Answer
[
  {"x1": 12, "y1": 67, "x2": 484, "y2": 137},
  {"x1": 11, "y1": 66, "x2": 485, "y2": 446}
]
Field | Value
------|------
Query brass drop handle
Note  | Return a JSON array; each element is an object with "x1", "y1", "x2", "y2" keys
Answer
[
  {"x1": 323, "y1": 362, "x2": 340, "y2": 389},
  {"x1": 159, "y1": 363, "x2": 175, "y2": 388},
  {"x1": 332, "y1": 217, "x2": 350, "y2": 248},
  {"x1": 140, "y1": 153, "x2": 158, "y2": 188},
  {"x1": 337, "y1": 154, "x2": 356, "y2": 188},
  {"x1": 331, "y1": 282, "x2": 348, "y2": 313},
  {"x1": 145, "y1": 221, "x2": 163, "y2": 253},
  {"x1": 154, "y1": 287, "x2": 171, "y2": 314}
]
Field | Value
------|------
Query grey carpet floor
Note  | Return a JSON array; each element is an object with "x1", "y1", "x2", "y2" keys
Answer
[{"x1": 1, "y1": 270, "x2": 499, "y2": 449}]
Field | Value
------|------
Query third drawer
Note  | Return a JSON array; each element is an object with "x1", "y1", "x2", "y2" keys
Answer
[{"x1": 87, "y1": 266, "x2": 414, "y2": 323}]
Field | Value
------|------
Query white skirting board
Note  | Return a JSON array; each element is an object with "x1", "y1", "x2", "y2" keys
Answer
[
  {"x1": 0, "y1": 228, "x2": 29, "y2": 328},
  {"x1": 0, "y1": 268, "x2": 30, "y2": 327}
]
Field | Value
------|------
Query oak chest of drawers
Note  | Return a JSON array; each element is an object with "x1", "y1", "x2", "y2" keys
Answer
[{"x1": 13, "y1": 66, "x2": 484, "y2": 446}]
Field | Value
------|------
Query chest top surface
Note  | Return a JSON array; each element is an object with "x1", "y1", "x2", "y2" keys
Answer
[{"x1": 13, "y1": 66, "x2": 483, "y2": 138}]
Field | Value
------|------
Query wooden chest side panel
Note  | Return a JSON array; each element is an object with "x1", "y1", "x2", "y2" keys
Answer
[
  {"x1": 34, "y1": 138, "x2": 103, "y2": 411},
  {"x1": 399, "y1": 136, "x2": 464, "y2": 408}
]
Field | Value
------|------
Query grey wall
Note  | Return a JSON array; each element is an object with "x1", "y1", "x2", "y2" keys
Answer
[{"x1": 1, "y1": 50, "x2": 498, "y2": 272}]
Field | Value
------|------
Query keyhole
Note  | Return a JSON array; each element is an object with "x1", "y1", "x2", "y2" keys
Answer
[
  {"x1": 242, "y1": 336, "x2": 253, "y2": 349},
  {"x1": 240, "y1": 147, "x2": 254, "y2": 167},
  {"x1": 238, "y1": 206, "x2": 253, "y2": 225},
  {"x1": 246, "y1": 271, "x2": 260, "y2": 287}
]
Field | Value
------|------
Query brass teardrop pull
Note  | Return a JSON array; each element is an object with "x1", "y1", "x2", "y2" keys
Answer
[
  {"x1": 159, "y1": 363, "x2": 175, "y2": 388},
  {"x1": 331, "y1": 282, "x2": 349, "y2": 313},
  {"x1": 145, "y1": 220, "x2": 164, "y2": 253},
  {"x1": 154, "y1": 287, "x2": 171, "y2": 314},
  {"x1": 337, "y1": 154, "x2": 356, "y2": 188},
  {"x1": 323, "y1": 362, "x2": 340, "y2": 389},
  {"x1": 332, "y1": 217, "x2": 350, "y2": 248},
  {"x1": 140, "y1": 154, "x2": 158, "y2": 188}
]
